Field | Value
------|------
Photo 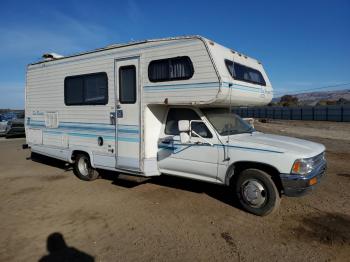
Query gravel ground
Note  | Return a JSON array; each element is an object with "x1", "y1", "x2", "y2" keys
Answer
[{"x1": 0, "y1": 121, "x2": 349, "y2": 261}]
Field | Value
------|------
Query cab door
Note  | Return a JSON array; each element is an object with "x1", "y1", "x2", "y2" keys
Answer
[
  {"x1": 158, "y1": 108, "x2": 220, "y2": 181},
  {"x1": 115, "y1": 57, "x2": 141, "y2": 171}
]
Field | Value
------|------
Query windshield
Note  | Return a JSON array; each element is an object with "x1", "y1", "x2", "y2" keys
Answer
[{"x1": 201, "y1": 108, "x2": 254, "y2": 136}]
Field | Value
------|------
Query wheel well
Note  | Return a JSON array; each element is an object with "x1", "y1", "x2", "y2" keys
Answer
[
  {"x1": 71, "y1": 150, "x2": 90, "y2": 162},
  {"x1": 228, "y1": 161, "x2": 283, "y2": 194}
]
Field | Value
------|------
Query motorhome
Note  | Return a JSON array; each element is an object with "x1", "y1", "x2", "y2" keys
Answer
[{"x1": 25, "y1": 36, "x2": 326, "y2": 216}]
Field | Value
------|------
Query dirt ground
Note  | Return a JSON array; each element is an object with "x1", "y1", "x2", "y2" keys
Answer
[{"x1": 0, "y1": 120, "x2": 349, "y2": 262}]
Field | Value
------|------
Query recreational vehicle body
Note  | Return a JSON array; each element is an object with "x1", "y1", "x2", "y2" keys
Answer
[{"x1": 25, "y1": 36, "x2": 326, "y2": 216}]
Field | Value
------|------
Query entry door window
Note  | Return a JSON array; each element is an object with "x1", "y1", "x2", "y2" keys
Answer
[{"x1": 119, "y1": 65, "x2": 136, "y2": 104}]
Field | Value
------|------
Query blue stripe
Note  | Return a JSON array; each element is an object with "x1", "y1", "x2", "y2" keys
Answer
[
  {"x1": 144, "y1": 85, "x2": 218, "y2": 91},
  {"x1": 144, "y1": 81, "x2": 263, "y2": 93},
  {"x1": 28, "y1": 122, "x2": 139, "y2": 134},
  {"x1": 158, "y1": 143, "x2": 283, "y2": 154},
  {"x1": 144, "y1": 81, "x2": 219, "y2": 88},
  {"x1": 224, "y1": 144, "x2": 283, "y2": 153},
  {"x1": 43, "y1": 130, "x2": 115, "y2": 141},
  {"x1": 42, "y1": 129, "x2": 139, "y2": 143},
  {"x1": 30, "y1": 120, "x2": 141, "y2": 143},
  {"x1": 144, "y1": 81, "x2": 219, "y2": 91}
]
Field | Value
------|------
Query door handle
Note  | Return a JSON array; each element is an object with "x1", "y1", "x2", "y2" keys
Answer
[
  {"x1": 161, "y1": 139, "x2": 172, "y2": 144},
  {"x1": 110, "y1": 112, "x2": 116, "y2": 124}
]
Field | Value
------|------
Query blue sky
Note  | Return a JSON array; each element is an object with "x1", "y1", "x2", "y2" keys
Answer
[{"x1": 0, "y1": 0, "x2": 349, "y2": 109}]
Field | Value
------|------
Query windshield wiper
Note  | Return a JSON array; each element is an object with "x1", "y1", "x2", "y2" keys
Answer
[
  {"x1": 220, "y1": 130, "x2": 240, "y2": 136},
  {"x1": 241, "y1": 127, "x2": 255, "y2": 134},
  {"x1": 220, "y1": 127, "x2": 254, "y2": 136}
]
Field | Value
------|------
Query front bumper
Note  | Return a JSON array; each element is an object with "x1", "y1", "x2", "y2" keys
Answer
[{"x1": 280, "y1": 162, "x2": 327, "y2": 197}]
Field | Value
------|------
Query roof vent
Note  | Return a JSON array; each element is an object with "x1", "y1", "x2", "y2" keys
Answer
[{"x1": 42, "y1": 53, "x2": 64, "y2": 61}]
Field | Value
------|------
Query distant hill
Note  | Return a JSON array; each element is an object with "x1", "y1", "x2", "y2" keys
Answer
[{"x1": 273, "y1": 89, "x2": 350, "y2": 105}]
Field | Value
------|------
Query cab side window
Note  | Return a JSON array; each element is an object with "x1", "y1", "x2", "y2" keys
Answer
[{"x1": 165, "y1": 108, "x2": 212, "y2": 138}]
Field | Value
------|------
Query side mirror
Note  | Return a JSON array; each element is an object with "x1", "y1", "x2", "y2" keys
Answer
[
  {"x1": 178, "y1": 120, "x2": 190, "y2": 132},
  {"x1": 178, "y1": 120, "x2": 190, "y2": 144}
]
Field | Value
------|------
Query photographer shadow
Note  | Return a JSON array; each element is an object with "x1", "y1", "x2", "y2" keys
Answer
[{"x1": 39, "y1": 232, "x2": 94, "y2": 262}]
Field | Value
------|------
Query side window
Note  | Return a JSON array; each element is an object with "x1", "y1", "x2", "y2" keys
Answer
[
  {"x1": 225, "y1": 60, "x2": 266, "y2": 86},
  {"x1": 64, "y1": 72, "x2": 108, "y2": 105},
  {"x1": 191, "y1": 121, "x2": 212, "y2": 138},
  {"x1": 148, "y1": 56, "x2": 194, "y2": 82},
  {"x1": 119, "y1": 65, "x2": 136, "y2": 104},
  {"x1": 65, "y1": 77, "x2": 84, "y2": 105},
  {"x1": 165, "y1": 108, "x2": 212, "y2": 138},
  {"x1": 85, "y1": 74, "x2": 108, "y2": 103}
]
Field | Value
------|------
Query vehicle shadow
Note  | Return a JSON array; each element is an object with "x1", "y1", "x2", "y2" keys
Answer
[
  {"x1": 5, "y1": 134, "x2": 26, "y2": 139},
  {"x1": 39, "y1": 232, "x2": 94, "y2": 262},
  {"x1": 100, "y1": 171, "x2": 239, "y2": 209},
  {"x1": 27, "y1": 154, "x2": 239, "y2": 209},
  {"x1": 27, "y1": 152, "x2": 72, "y2": 171}
]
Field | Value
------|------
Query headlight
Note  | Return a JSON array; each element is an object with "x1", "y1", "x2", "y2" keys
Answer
[{"x1": 291, "y1": 157, "x2": 314, "y2": 175}]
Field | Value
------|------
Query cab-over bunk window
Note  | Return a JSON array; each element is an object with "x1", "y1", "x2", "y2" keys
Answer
[
  {"x1": 64, "y1": 72, "x2": 108, "y2": 105},
  {"x1": 148, "y1": 56, "x2": 194, "y2": 82},
  {"x1": 225, "y1": 60, "x2": 266, "y2": 86}
]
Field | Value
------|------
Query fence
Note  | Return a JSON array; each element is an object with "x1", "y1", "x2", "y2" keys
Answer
[{"x1": 232, "y1": 105, "x2": 350, "y2": 122}]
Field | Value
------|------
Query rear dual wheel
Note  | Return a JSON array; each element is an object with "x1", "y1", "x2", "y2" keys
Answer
[
  {"x1": 73, "y1": 154, "x2": 99, "y2": 181},
  {"x1": 235, "y1": 169, "x2": 280, "y2": 216}
]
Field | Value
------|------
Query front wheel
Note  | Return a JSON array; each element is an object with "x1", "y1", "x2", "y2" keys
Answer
[
  {"x1": 73, "y1": 154, "x2": 99, "y2": 181},
  {"x1": 235, "y1": 169, "x2": 280, "y2": 216}
]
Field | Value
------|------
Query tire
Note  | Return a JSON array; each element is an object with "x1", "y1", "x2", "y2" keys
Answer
[
  {"x1": 73, "y1": 154, "x2": 99, "y2": 181},
  {"x1": 234, "y1": 168, "x2": 280, "y2": 216}
]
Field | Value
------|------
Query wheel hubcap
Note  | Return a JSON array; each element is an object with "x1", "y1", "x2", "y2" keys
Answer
[
  {"x1": 241, "y1": 179, "x2": 267, "y2": 207},
  {"x1": 78, "y1": 157, "x2": 89, "y2": 177}
]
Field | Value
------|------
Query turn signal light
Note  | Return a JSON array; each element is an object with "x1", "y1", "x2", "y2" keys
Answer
[
  {"x1": 292, "y1": 161, "x2": 301, "y2": 173},
  {"x1": 309, "y1": 177, "x2": 317, "y2": 186}
]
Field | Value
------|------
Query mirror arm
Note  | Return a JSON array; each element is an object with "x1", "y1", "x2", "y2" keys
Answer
[{"x1": 191, "y1": 130, "x2": 214, "y2": 146}]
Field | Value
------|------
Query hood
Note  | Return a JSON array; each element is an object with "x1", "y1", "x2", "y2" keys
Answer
[{"x1": 228, "y1": 132, "x2": 325, "y2": 158}]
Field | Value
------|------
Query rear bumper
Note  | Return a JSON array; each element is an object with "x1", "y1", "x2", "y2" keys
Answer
[{"x1": 280, "y1": 162, "x2": 327, "y2": 197}]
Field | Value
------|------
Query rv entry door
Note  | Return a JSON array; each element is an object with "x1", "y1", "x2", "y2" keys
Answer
[{"x1": 115, "y1": 57, "x2": 141, "y2": 171}]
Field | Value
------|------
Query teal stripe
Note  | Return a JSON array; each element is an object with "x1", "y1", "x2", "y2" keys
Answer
[
  {"x1": 43, "y1": 131, "x2": 63, "y2": 135},
  {"x1": 117, "y1": 129, "x2": 139, "y2": 134},
  {"x1": 28, "y1": 123, "x2": 139, "y2": 134},
  {"x1": 117, "y1": 137, "x2": 140, "y2": 142}
]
